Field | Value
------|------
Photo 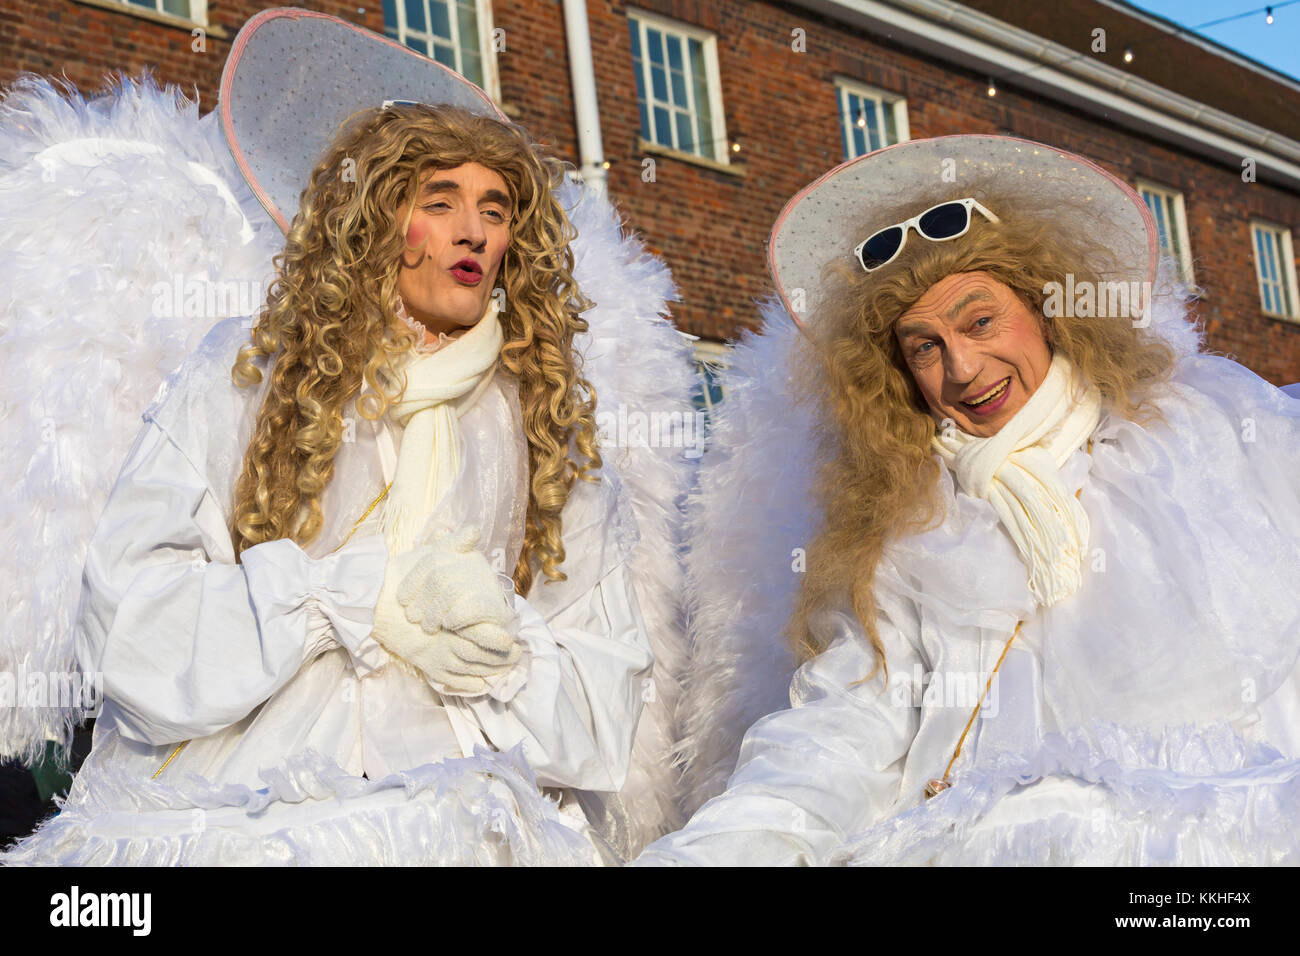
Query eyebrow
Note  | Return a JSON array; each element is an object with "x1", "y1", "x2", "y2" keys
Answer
[
  {"x1": 418, "y1": 178, "x2": 514, "y2": 212},
  {"x1": 945, "y1": 289, "x2": 994, "y2": 319},
  {"x1": 897, "y1": 289, "x2": 996, "y2": 339}
]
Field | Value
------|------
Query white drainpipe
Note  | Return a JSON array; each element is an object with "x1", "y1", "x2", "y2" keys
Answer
[{"x1": 561, "y1": 0, "x2": 608, "y2": 195}]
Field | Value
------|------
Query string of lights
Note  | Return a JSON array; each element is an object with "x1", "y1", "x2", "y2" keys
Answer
[
  {"x1": 597, "y1": 1, "x2": 1294, "y2": 164},
  {"x1": 984, "y1": 0, "x2": 1296, "y2": 97}
]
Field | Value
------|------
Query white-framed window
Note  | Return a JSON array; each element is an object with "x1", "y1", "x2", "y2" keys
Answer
[
  {"x1": 383, "y1": 0, "x2": 499, "y2": 99},
  {"x1": 1137, "y1": 180, "x2": 1194, "y2": 285},
  {"x1": 692, "y1": 339, "x2": 728, "y2": 428},
  {"x1": 686, "y1": 338, "x2": 729, "y2": 457},
  {"x1": 836, "y1": 78, "x2": 908, "y2": 159},
  {"x1": 627, "y1": 9, "x2": 729, "y2": 163},
  {"x1": 122, "y1": 0, "x2": 204, "y2": 22},
  {"x1": 1250, "y1": 220, "x2": 1299, "y2": 320}
]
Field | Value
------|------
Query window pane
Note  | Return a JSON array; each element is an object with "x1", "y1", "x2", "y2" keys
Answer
[
  {"x1": 461, "y1": 51, "x2": 483, "y2": 87},
  {"x1": 429, "y1": 0, "x2": 452, "y2": 40},
  {"x1": 638, "y1": 99, "x2": 651, "y2": 141},
  {"x1": 671, "y1": 68, "x2": 687, "y2": 107},
  {"x1": 405, "y1": 0, "x2": 427, "y2": 32},
  {"x1": 160, "y1": 0, "x2": 189, "y2": 17},
  {"x1": 651, "y1": 62, "x2": 668, "y2": 102},
  {"x1": 690, "y1": 40, "x2": 712, "y2": 158},
  {"x1": 676, "y1": 111, "x2": 694, "y2": 153},
  {"x1": 1261, "y1": 230, "x2": 1279, "y2": 283},
  {"x1": 457, "y1": 0, "x2": 479, "y2": 51},
  {"x1": 863, "y1": 100, "x2": 882, "y2": 152},
  {"x1": 884, "y1": 103, "x2": 898, "y2": 145},
  {"x1": 667, "y1": 34, "x2": 683, "y2": 72},
  {"x1": 654, "y1": 106, "x2": 672, "y2": 145},
  {"x1": 628, "y1": 20, "x2": 641, "y2": 59},
  {"x1": 383, "y1": 0, "x2": 399, "y2": 37},
  {"x1": 434, "y1": 41, "x2": 456, "y2": 70},
  {"x1": 1151, "y1": 197, "x2": 1170, "y2": 253},
  {"x1": 647, "y1": 28, "x2": 664, "y2": 67},
  {"x1": 1167, "y1": 204, "x2": 1184, "y2": 263}
]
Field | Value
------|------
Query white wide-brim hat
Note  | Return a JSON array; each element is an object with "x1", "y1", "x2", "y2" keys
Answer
[
  {"x1": 767, "y1": 134, "x2": 1159, "y2": 330},
  {"x1": 219, "y1": 6, "x2": 508, "y2": 234}
]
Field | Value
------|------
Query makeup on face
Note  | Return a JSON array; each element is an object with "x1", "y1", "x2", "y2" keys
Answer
[
  {"x1": 895, "y1": 271, "x2": 1053, "y2": 438},
  {"x1": 395, "y1": 163, "x2": 512, "y2": 338}
]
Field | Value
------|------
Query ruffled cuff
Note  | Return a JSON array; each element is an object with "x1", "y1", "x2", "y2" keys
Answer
[{"x1": 242, "y1": 533, "x2": 390, "y2": 678}]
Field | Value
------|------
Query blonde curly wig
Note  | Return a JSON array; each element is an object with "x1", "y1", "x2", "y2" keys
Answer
[
  {"x1": 228, "y1": 103, "x2": 600, "y2": 596},
  {"x1": 788, "y1": 186, "x2": 1179, "y2": 675}
]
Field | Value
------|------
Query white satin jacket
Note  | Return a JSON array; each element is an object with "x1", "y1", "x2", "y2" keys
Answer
[
  {"x1": 639, "y1": 354, "x2": 1300, "y2": 866},
  {"x1": 74, "y1": 315, "x2": 654, "y2": 800}
]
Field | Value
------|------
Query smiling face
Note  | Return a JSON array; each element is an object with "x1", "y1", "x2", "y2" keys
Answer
[
  {"x1": 395, "y1": 162, "x2": 513, "y2": 338},
  {"x1": 894, "y1": 271, "x2": 1053, "y2": 437}
]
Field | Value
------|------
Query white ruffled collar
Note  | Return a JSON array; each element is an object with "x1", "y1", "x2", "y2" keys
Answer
[{"x1": 394, "y1": 294, "x2": 464, "y2": 354}]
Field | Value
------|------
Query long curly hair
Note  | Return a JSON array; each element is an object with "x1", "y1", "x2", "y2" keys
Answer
[
  {"x1": 788, "y1": 186, "x2": 1178, "y2": 675},
  {"x1": 228, "y1": 103, "x2": 600, "y2": 596}
]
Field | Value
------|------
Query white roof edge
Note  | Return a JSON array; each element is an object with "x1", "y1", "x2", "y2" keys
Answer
[
  {"x1": 1094, "y1": 0, "x2": 1300, "y2": 97},
  {"x1": 800, "y1": 0, "x2": 1300, "y2": 191}
]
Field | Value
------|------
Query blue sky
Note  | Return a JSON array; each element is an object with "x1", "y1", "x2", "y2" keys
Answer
[{"x1": 1127, "y1": 0, "x2": 1299, "y2": 80}]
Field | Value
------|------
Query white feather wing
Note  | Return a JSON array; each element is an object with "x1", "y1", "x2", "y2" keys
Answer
[
  {"x1": 670, "y1": 300, "x2": 821, "y2": 817},
  {"x1": 0, "y1": 74, "x2": 280, "y2": 762},
  {"x1": 559, "y1": 180, "x2": 697, "y2": 851}
]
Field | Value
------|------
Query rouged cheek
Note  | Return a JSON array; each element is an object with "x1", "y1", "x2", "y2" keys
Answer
[{"x1": 404, "y1": 216, "x2": 430, "y2": 256}]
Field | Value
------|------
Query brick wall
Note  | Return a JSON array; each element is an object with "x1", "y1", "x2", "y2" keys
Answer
[{"x1": 3, "y1": 0, "x2": 1298, "y2": 383}]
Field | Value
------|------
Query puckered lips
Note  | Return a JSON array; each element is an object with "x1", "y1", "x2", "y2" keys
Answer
[
  {"x1": 449, "y1": 257, "x2": 483, "y2": 285},
  {"x1": 960, "y1": 376, "x2": 1012, "y2": 415}
]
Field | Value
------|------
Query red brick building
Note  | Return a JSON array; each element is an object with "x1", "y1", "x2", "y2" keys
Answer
[{"x1": 2, "y1": 0, "x2": 1299, "y2": 384}]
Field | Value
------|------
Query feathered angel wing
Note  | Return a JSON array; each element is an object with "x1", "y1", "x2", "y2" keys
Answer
[
  {"x1": 0, "y1": 73, "x2": 281, "y2": 762},
  {"x1": 557, "y1": 178, "x2": 697, "y2": 852},
  {"x1": 668, "y1": 299, "x2": 822, "y2": 818}
]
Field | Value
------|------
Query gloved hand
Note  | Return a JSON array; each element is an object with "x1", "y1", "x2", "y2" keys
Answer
[{"x1": 370, "y1": 525, "x2": 523, "y2": 696}]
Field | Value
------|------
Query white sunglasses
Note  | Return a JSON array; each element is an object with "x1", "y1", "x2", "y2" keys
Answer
[{"x1": 853, "y1": 198, "x2": 1001, "y2": 272}]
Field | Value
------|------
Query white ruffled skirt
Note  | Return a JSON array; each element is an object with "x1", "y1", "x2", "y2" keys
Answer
[
  {"x1": 836, "y1": 723, "x2": 1300, "y2": 866},
  {"x1": 2, "y1": 744, "x2": 607, "y2": 866}
]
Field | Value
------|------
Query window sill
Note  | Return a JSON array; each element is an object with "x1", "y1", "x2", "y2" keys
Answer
[
  {"x1": 638, "y1": 138, "x2": 745, "y2": 178},
  {"x1": 1261, "y1": 309, "x2": 1300, "y2": 324},
  {"x1": 71, "y1": 0, "x2": 230, "y2": 39}
]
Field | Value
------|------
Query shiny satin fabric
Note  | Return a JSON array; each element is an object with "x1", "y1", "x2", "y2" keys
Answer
[
  {"x1": 638, "y1": 353, "x2": 1300, "y2": 866},
  {"x1": 5, "y1": 314, "x2": 652, "y2": 866}
]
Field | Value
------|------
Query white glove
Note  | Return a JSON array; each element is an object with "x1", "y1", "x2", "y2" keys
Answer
[{"x1": 370, "y1": 526, "x2": 523, "y2": 696}]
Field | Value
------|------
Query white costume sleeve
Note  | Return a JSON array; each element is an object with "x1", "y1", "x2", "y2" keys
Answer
[
  {"x1": 75, "y1": 418, "x2": 389, "y2": 747},
  {"x1": 635, "y1": 596, "x2": 924, "y2": 865},
  {"x1": 444, "y1": 560, "x2": 654, "y2": 793}
]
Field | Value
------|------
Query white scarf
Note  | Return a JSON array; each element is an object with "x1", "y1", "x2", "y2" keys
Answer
[
  {"x1": 931, "y1": 353, "x2": 1101, "y2": 607},
  {"x1": 380, "y1": 296, "x2": 504, "y2": 554}
]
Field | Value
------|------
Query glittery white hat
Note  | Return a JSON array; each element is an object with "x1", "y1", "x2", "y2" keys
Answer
[
  {"x1": 219, "y1": 6, "x2": 507, "y2": 233},
  {"x1": 767, "y1": 134, "x2": 1158, "y2": 329}
]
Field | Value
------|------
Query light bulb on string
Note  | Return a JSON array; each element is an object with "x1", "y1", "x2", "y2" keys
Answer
[
  {"x1": 987, "y1": 78, "x2": 997, "y2": 97},
  {"x1": 1266, "y1": 6, "x2": 1274, "y2": 24},
  {"x1": 1123, "y1": 47, "x2": 1134, "y2": 63}
]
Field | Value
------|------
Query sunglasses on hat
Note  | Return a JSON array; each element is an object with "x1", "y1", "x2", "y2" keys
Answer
[{"x1": 854, "y1": 198, "x2": 1001, "y2": 272}]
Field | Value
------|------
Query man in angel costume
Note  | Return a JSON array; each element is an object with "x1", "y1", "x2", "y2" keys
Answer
[
  {"x1": 641, "y1": 136, "x2": 1300, "y2": 865},
  {"x1": 0, "y1": 8, "x2": 693, "y2": 865}
]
